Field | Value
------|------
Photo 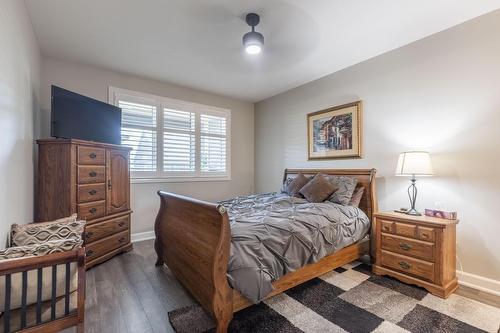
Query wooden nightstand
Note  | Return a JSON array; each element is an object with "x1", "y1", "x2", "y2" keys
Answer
[{"x1": 372, "y1": 211, "x2": 459, "y2": 298}]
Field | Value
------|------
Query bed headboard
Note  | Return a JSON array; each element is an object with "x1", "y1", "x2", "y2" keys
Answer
[{"x1": 282, "y1": 168, "x2": 378, "y2": 221}]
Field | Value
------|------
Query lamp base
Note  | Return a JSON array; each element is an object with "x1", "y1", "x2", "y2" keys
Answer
[
  {"x1": 404, "y1": 208, "x2": 421, "y2": 216},
  {"x1": 406, "y1": 176, "x2": 421, "y2": 216}
]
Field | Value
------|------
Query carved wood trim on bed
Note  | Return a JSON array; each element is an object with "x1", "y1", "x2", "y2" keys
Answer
[{"x1": 154, "y1": 168, "x2": 377, "y2": 333}]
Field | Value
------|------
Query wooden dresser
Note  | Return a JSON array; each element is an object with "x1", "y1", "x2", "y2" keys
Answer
[
  {"x1": 36, "y1": 139, "x2": 133, "y2": 268},
  {"x1": 373, "y1": 211, "x2": 458, "y2": 298}
]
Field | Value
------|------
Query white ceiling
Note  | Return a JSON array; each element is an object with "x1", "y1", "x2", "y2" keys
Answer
[{"x1": 25, "y1": 0, "x2": 500, "y2": 102}]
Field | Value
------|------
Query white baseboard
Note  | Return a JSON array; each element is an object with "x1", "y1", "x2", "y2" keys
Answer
[
  {"x1": 457, "y1": 270, "x2": 500, "y2": 297},
  {"x1": 131, "y1": 231, "x2": 155, "y2": 243}
]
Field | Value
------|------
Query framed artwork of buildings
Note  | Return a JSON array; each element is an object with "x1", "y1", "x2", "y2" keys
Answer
[{"x1": 307, "y1": 101, "x2": 362, "y2": 159}]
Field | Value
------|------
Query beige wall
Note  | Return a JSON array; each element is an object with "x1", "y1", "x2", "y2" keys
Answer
[
  {"x1": 255, "y1": 11, "x2": 500, "y2": 289},
  {"x1": 40, "y1": 57, "x2": 254, "y2": 235},
  {"x1": 0, "y1": 1, "x2": 41, "y2": 246}
]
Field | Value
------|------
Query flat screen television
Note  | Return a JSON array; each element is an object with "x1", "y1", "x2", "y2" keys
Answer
[{"x1": 51, "y1": 85, "x2": 122, "y2": 145}]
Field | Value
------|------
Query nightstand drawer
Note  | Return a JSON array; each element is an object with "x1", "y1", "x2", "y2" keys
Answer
[
  {"x1": 380, "y1": 220, "x2": 394, "y2": 233},
  {"x1": 418, "y1": 226, "x2": 435, "y2": 242},
  {"x1": 380, "y1": 218, "x2": 419, "y2": 239},
  {"x1": 395, "y1": 222, "x2": 417, "y2": 238},
  {"x1": 381, "y1": 233, "x2": 434, "y2": 261},
  {"x1": 381, "y1": 250, "x2": 434, "y2": 282}
]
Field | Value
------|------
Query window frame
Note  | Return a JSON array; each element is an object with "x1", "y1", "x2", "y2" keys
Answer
[{"x1": 109, "y1": 86, "x2": 231, "y2": 183}]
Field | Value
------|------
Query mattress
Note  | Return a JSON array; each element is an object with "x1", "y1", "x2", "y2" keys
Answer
[{"x1": 219, "y1": 192, "x2": 370, "y2": 303}]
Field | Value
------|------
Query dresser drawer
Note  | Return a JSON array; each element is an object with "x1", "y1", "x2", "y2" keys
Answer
[
  {"x1": 418, "y1": 226, "x2": 435, "y2": 242},
  {"x1": 381, "y1": 250, "x2": 434, "y2": 282},
  {"x1": 77, "y1": 146, "x2": 105, "y2": 165},
  {"x1": 77, "y1": 166, "x2": 105, "y2": 184},
  {"x1": 77, "y1": 200, "x2": 106, "y2": 220},
  {"x1": 85, "y1": 230, "x2": 129, "y2": 262},
  {"x1": 381, "y1": 233, "x2": 434, "y2": 261},
  {"x1": 77, "y1": 183, "x2": 106, "y2": 203},
  {"x1": 84, "y1": 215, "x2": 129, "y2": 243}
]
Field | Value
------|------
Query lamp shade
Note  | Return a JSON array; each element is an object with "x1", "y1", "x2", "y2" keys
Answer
[{"x1": 395, "y1": 151, "x2": 434, "y2": 176}]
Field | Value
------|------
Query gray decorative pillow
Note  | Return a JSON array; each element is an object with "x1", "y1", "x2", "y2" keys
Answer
[
  {"x1": 349, "y1": 186, "x2": 365, "y2": 207},
  {"x1": 299, "y1": 174, "x2": 338, "y2": 203},
  {"x1": 326, "y1": 176, "x2": 358, "y2": 205},
  {"x1": 282, "y1": 173, "x2": 310, "y2": 197}
]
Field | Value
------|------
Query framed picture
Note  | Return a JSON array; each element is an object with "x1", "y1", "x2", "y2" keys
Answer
[{"x1": 307, "y1": 101, "x2": 362, "y2": 160}]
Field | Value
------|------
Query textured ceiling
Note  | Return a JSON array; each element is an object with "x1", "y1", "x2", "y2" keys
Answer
[{"x1": 25, "y1": 0, "x2": 500, "y2": 102}]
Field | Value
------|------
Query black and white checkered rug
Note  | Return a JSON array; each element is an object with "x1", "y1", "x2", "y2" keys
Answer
[{"x1": 168, "y1": 261, "x2": 500, "y2": 333}]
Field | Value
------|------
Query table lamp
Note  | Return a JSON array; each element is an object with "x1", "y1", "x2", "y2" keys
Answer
[{"x1": 395, "y1": 151, "x2": 434, "y2": 216}]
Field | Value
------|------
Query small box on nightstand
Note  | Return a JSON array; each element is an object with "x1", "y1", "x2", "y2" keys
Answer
[{"x1": 372, "y1": 211, "x2": 459, "y2": 298}]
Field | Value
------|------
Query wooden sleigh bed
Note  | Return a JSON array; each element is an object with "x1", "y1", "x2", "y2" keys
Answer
[{"x1": 154, "y1": 168, "x2": 378, "y2": 332}]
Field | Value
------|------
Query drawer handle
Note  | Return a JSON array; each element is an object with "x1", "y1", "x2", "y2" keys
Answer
[
  {"x1": 89, "y1": 189, "x2": 97, "y2": 195},
  {"x1": 89, "y1": 153, "x2": 97, "y2": 159},
  {"x1": 399, "y1": 261, "x2": 411, "y2": 270},
  {"x1": 89, "y1": 171, "x2": 97, "y2": 177},
  {"x1": 86, "y1": 249, "x2": 94, "y2": 257},
  {"x1": 399, "y1": 243, "x2": 412, "y2": 251},
  {"x1": 85, "y1": 231, "x2": 94, "y2": 239},
  {"x1": 118, "y1": 222, "x2": 125, "y2": 227},
  {"x1": 119, "y1": 237, "x2": 126, "y2": 243},
  {"x1": 89, "y1": 207, "x2": 97, "y2": 214}
]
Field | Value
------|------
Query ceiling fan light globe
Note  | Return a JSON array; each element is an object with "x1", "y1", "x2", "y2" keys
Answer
[
  {"x1": 245, "y1": 44, "x2": 262, "y2": 54},
  {"x1": 243, "y1": 30, "x2": 264, "y2": 55}
]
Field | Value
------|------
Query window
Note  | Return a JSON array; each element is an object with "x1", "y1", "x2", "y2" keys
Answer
[{"x1": 109, "y1": 87, "x2": 231, "y2": 181}]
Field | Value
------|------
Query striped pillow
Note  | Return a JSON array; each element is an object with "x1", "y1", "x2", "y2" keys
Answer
[
  {"x1": 11, "y1": 214, "x2": 85, "y2": 246},
  {"x1": 0, "y1": 238, "x2": 83, "y2": 260}
]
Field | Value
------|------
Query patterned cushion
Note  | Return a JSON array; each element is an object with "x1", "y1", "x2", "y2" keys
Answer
[
  {"x1": 349, "y1": 186, "x2": 365, "y2": 207},
  {"x1": 282, "y1": 173, "x2": 310, "y2": 198},
  {"x1": 326, "y1": 176, "x2": 358, "y2": 205},
  {"x1": 11, "y1": 214, "x2": 85, "y2": 246},
  {"x1": 299, "y1": 174, "x2": 338, "y2": 203},
  {"x1": 0, "y1": 238, "x2": 83, "y2": 260}
]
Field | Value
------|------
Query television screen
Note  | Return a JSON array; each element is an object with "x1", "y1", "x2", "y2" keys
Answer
[{"x1": 51, "y1": 85, "x2": 122, "y2": 145}]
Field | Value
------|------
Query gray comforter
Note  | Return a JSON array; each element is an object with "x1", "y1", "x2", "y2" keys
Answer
[{"x1": 219, "y1": 192, "x2": 370, "y2": 303}]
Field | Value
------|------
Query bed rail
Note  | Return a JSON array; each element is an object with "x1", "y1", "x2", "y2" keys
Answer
[{"x1": 154, "y1": 191, "x2": 233, "y2": 332}]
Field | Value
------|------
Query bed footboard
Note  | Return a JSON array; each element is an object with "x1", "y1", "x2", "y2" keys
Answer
[{"x1": 154, "y1": 191, "x2": 232, "y2": 332}]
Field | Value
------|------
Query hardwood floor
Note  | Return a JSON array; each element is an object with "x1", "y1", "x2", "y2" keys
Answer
[{"x1": 62, "y1": 239, "x2": 195, "y2": 333}]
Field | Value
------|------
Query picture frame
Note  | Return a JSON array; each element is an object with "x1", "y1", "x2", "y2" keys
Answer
[{"x1": 307, "y1": 101, "x2": 362, "y2": 160}]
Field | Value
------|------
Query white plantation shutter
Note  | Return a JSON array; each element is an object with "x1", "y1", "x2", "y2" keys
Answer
[
  {"x1": 110, "y1": 87, "x2": 230, "y2": 180},
  {"x1": 119, "y1": 100, "x2": 157, "y2": 173},
  {"x1": 163, "y1": 109, "x2": 195, "y2": 173},
  {"x1": 200, "y1": 114, "x2": 227, "y2": 173}
]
